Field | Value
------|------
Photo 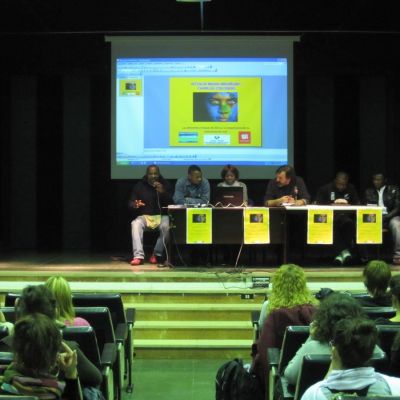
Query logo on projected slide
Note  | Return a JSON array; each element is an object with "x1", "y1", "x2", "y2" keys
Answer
[
  {"x1": 204, "y1": 135, "x2": 230, "y2": 145},
  {"x1": 239, "y1": 132, "x2": 251, "y2": 143},
  {"x1": 178, "y1": 132, "x2": 199, "y2": 143}
]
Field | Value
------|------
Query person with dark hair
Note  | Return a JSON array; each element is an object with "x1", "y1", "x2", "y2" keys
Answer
[
  {"x1": 375, "y1": 274, "x2": 400, "y2": 325},
  {"x1": 356, "y1": 260, "x2": 392, "y2": 307},
  {"x1": 129, "y1": 164, "x2": 173, "y2": 267},
  {"x1": 301, "y1": 317, "x2": 400, "y2": 399},
  {"x1": 316, "y1": 171, "x2": 360, "y2": 265},
  {"x1": 0, "y1": 285, "x2": 102, "y2": 389},
  {"x1": 173, "y1": 165, "x2": 210, "y2": 205},
  {"x1": 365, "y1": 173, "x2": 400, "y2": 265},
  {"x1": 264, "y1": 165, "x2": 310, "y2": 207},
  {"x1": 284, "y1": 293, "x2": 384, "y2": 384},
  {"x1": 0, "y1": 313, "x2": 82, "y2": 399},
  {"x1": 217, "y1": 164, "x2": 248, "y2": 205}
]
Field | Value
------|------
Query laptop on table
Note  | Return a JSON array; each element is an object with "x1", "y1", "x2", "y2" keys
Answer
[{"x1": 212, "y1": 186, "x2": 244, "y2": 207}]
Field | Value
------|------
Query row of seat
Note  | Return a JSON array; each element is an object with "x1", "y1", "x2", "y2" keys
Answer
[
  {"x1": 252, "y1": 304, "x2": 397, "y2": 340},
  {"x1": 267, "y1": 324, "x2": 400, "y2": 400},
  {"x1": 1, "y1": 293, "x2": 136, "y2": 400}
]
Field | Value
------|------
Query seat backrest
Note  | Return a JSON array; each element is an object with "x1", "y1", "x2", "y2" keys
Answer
[
  {"x1": 0, "y1": 307, "x2": 16, "y2": 323},
  {"x1": 278, "y1": 325, "x2": 310, "y2": 374},
  {"x1": 334, "y1": 396, "x2": 400, "y2": 400},
  {"x1": 61, "y1": 326, "x2": 102, "y2": 368},
  {"x1": 0, "y1": 351, "x2": 14, "y2": 365},
  {"x1": 4, "y1": 292, "x2": 20, "y2": 307},
  {"x1": 72, "y1": 293, "x2": 126, "y2": 328},
  {"x1": 294, "y1": 354, "x2": 330, "y2": 400},
  {"x1": 363, "y1": 307, "x2": 396, "y2": 320},
  {"x1": 0, "y1": 326, "x2": 9, "y2": 341},
  {"x1": 294, "y1": 351, "x2": 388, "y2": 400},
  {"x1": 377, "y1": 325, "x2": 400, "y2": 357},
  {"x1": 74, "y1": 307, "x2": 115, "y2": 350}
]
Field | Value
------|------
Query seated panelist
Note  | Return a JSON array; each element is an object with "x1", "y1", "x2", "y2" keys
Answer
[
  {"x1": 264, "y1": 165, "x2": 310, "y2": 207},
  {"x1": 217, "y1": 164, "x2": 248, "y2": 205},
  {"x1": 173, "y1": 165, "x2": 210, "y2": 206}
]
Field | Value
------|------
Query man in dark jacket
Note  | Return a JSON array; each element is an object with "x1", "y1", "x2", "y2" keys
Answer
[
  {"x1": 129, "y1": 165, "x2": 173, "y2": 267},
  {"x1": 264, "y1": 165, "x2": 310, "y2": 206},
  {"x1": 365, "y1": 173, "x2": 400, "y2": 265},
  {"x1": 316, "y1": 171, "x2": 360, "y2": 265}
]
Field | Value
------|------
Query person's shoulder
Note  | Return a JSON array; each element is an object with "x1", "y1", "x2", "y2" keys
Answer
[
  {"x1": 388, "y1": 184, "x2": 400, "y2": 192},
  {"x1": 175, "y1": 177, "x2": 186, "y2": 185},
  {"x1": 318, "y1": 182, "x2": 331, "y2": 190},
  {"x1": 73, "y1": 317, "x2": 91, "y2": 327}
]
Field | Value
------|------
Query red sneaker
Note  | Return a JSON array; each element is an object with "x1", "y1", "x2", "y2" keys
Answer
[
  {"x1": 149, "y1": 254, "x2": 157, "y2": 264},
  {"x1": 130, "y1": 258, "x2": 144, "y2": 266}
]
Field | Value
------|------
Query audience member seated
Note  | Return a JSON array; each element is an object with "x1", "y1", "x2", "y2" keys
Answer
[
  {"x1": 301, "y1": 317, "x2": 400, "y2": 399},
  {"x1": 251, "y1": 264, "x2": 317, "y2": 396},
  {"x1": 217, "y1": 164, "x2": 248, "y2": 205},
  {"x1": 375, "y1": 275, "x2": 400, "y2": 325},
  {"x1": 356, "y1": 260, "x2": 392, "y2": 307},
  {"x1": 0, "y1": 284, "x2": 102, "y2": 389},
  {"x1": 387, "y1": 327, "x2": 400, "y2": 377},
  {"x1": 0, "y1": 313, "x2": 82, "y2": 399},
  {"x1": 284, "y1": 292, "x2": 384, "y2": 385},
  {"x1": 45, "y1": 276, "x2": 90, "y2": 327}
]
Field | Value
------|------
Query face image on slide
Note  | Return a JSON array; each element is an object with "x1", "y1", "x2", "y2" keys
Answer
[{"x1": 193, "y1": 92, "x2": 238, "y2": 122}]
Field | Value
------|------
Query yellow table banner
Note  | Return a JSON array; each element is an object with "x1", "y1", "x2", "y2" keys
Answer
[
  {"x1": 307, "y1": 209, "x2": 333, "y2": 244},
  {"x1": 243, "y1": 208, "x2": 270, "y2": 244},
  {"x1": 356, "y1": 208, "x2": 382, "y2": 244},
  {"x1": 186, "y1": 208, "x2": 212, "y2": 244}
]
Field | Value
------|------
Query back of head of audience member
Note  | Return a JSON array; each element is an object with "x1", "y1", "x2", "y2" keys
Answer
[
  {"x1": 363, "y1": 260, "x2": 391, "y2": 298},
  {"x1": 311, "y1": 293, "x2": 365, "y2": 343},
  {"x1": 268, "y1": 264, "x2": 315, "y2": 313},
  {"x1": 12, "y1": 313, "x2": 61, "y2": 377},
  {"x1": 389, "y1": 275, "x2": 400, "y2": 308},
  {"x1": 332, "y1": 317, "x2": 378, "y2": 369},
  {"x1": 45, "y1": 276, "x2": 75, "y2": 324},
  {"x1": 16, "y1": 284, "x2": 56, "y2": 321}
]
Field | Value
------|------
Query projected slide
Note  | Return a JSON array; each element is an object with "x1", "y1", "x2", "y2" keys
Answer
[{"x1": 169, "y1": 77, "x2": 261, "y2": 147}]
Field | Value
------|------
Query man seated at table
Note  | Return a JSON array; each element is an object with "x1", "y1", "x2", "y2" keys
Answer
[
  {"x1": 365, "y1": 172, "x2": 400, "y2": 265},
  {"x1": 173, "y1": 165, "x2": 210, "y2": 206},
  {"x1": 264, "y1": 164, "x2": 310, "y2": 207},
  {"x1": 316, "y1": 171, "x2": 360, "y2": 265}
]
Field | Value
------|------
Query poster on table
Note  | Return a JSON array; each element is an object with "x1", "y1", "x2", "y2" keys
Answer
[
  {"x1": 186, "y1": 208, "x2": 212, "y2": 244},
  {"x1": 307, "y1": 209, "x2": 334, "y2": 244},
  {"x1": 356, "y1": 208, "x2": 382, "y2": 244},
  {"x1": 243, "y1": 208, "x2": 270, "y2": 244}
]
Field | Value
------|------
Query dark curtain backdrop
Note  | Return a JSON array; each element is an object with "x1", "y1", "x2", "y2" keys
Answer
[{"x1": 1, "y1": 33, "x2": 400, "y2": 253}]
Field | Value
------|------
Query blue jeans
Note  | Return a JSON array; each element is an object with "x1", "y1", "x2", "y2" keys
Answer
[{"x1": 131, "y1": 215, "x2": 170, "y2": 259}]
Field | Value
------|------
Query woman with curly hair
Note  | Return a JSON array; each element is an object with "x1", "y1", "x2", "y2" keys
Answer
[
  {"x1": 251, "y1": 264, "x2": 317, "y2": 397},
  {"x1": 258, "y1": 263, "x2": 316, "y2": 329},
  {"x1": 284, "y1": 292, "x2": 384, "y2": 385}
]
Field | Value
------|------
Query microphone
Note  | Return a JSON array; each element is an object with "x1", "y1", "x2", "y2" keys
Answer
[{"x1": 294, "y1": 186, "x2": 298, "y2": 201}]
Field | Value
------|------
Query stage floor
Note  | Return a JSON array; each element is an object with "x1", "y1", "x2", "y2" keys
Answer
[{"x1": 0, "y1": 251, "x2": 397, "y2": 279}]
